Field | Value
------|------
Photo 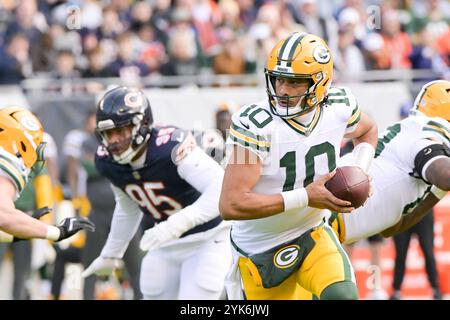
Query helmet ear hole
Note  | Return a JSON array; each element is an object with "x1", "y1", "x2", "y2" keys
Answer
[{"x1": 20, "y1": 141, "x2": 26, "y2": 152}]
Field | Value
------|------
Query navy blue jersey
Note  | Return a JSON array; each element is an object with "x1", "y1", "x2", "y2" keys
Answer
[{"x1": 95, "y1": 126, "x2": 221, "y2": 235}]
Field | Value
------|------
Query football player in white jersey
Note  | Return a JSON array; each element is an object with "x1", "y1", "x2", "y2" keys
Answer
[
  {"x1": 329, "y1": 80, "x2": 450, "y2": 244},
  {"x1": 219, "y1": 32, "x2": 378, "y2": 300},
  {"x1": 0, "y1": 107, "x2": 95, "y2": 243}
]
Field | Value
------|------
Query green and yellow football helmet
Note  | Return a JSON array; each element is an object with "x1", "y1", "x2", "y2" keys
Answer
[
  {"x1": 412, "y1": 80, "x2": 450, "y2": 121},
  {"x1": 265, "y1": 32, "x2": 333, "y2": 118},
  {"x1": 0, "y1": 107, "x2": 45, "y2": 170}
]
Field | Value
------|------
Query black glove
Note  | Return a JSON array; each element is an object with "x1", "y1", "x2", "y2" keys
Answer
[
  {"x1": 32, "y1": 207, "x2": 52, "y2": 220},
  {"x1": 54, "y1": 217, "x2": 96, "y2": 242}
]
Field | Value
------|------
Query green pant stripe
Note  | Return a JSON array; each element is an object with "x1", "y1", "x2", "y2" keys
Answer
[{"x1": 324, "y1": 226, "x2": 352, "y2": 281}]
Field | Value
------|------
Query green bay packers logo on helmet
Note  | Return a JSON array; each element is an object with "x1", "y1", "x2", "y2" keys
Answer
[
  {"x1": 273, "y1": 244, "x2": 300, "y2": 269},
  {"x1": 313, "y1": 45, "x2": 331, "y2": 64},
  {"x1": 20, "y1": 116, "x2": 40, "y2": 132}
]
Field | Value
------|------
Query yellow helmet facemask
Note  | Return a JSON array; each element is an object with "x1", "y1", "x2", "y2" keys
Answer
[
  {"x1": 411, "y1": 80, "x2": 450, "y2": 121},
  {"x1": 265, "y1": 32, "x2": 333, "y2": 119}
]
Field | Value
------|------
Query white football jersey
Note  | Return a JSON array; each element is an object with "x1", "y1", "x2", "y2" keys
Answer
[
  {"x1": 227, "y1": 87, "x2": 362, "y2": 254},
  {"x1": 340, "y1": 114, "x2": 450, "y2": 244},
  {"x1": 0, "y1": 147, "x2": 29, "y2": 200}
]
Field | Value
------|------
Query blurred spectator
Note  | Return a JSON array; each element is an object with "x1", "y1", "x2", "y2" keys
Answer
[
  {"x1": 50, "y1": 23, "x2": 83, "y2": 57},
  {"x1": 362, "y1": 32, "x2": 391, "y2": 70},
  {"x1": 47, "y1": 50, "x2": 83, "y2": 94},
  {"x1": 160, "y1": 21, "x2": 202, "y2": 76},
  {"x1": 92, "y1": 5, "x2": 124, "y2": 64},
  {"x1": 0, "y1": 1, "x2": 16, "y2": 37},
  {"x1": 335, "y1": 26, "x2": 366, "y2": 80},
  {"x1": 4, "y1": 0, "x2": 48, "y2": 72},
  {"x1": 409, "y1": 25, "x2": 447, "y2": 81},
  {"x1": 237, "y1": 0, "x2": 258, "y2": 28},
  {"x1": 436, "y1": 28, "x2": 450, "y2": 67},
  {"x1": 215, "y1": 103, "x2": 233, "y2": 140},
  {"x1": 0, "y1": 33, "x2": 32, "y2": 84},
  {"x1": 82, "y1": 46, "x2": 112, "y2": 78},
  {"x1": 248, "y1": 3, "x2": 298, "y2": 72},
  {"x1": 80, "y1": 0, "x2": 103, "y2": 30},
  {"x1": 111, "y1": 0, "x2": 133, "y2": 30},
  {"x1": 97, "y1": 5, "x2": 124, "y2": 40},
  {"x1": 107, "y1": 32, "x2": 150, "y2": 80},
  {"x1": 334, "y1": 0, "x2": 367, "y2": 24},
  {"x1": 217, "y1": 0, "x2": 244, "y2": 33},
  {"x1": 53, "y1": 50, "x2": 80, "y2": 79},
  {"x1": 136, "y1": 24, "x2": 167, "y2": 74},
  {"x1": 289, "y1": 0, "x2": 339, "y2": 54},
  {"x1": 81, "y1": 30, "x2": 100, "y2": 54},
  {"x1": 150, "y1": 0, "x2": 172, "y2": 45},
  {"x1": 191, "y1": 0, "x2": 221, "y2": 56},
  {"x1": 31, "y1": 27, "x2": 54, "y2": 73},
  {"x1": 3, "y1": 0, "x2": 47, "y2": 45},
  {"x1": 130, "y1": 0, "x2": 153, "y2": 32},
  {"x1": 336, "y1": 6, "x2": 366, "y2": 48},
  {"x1": 212, "y1": 29, "x2": 253, "y2": 75},
  {"x1": 379, "y1": 10, "x2": 413, "y2": 69},
  {"x1": 408, "y1": 0, "x2": 450, "y2": 38},
  {"x1": 194, "y1": 103, "x2": 234, "y2": 165}
]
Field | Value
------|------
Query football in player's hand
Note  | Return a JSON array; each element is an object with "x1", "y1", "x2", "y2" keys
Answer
[{"x1": 325, "y1": 166, "x2": 370, "y2": 209}]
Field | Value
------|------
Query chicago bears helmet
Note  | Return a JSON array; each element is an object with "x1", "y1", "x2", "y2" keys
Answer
[{"x1": 96, "y1": 86, "x2": 153, "y2": 164}]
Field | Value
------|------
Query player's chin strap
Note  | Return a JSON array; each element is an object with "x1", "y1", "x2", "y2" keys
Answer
[{"x1": 352, "y1": 142, "x2": 375, "y2": 174}]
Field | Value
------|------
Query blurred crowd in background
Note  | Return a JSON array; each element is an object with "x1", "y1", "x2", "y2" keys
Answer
[{"x1": 0, "y1": 0, "x2": 448, "y2": 89}]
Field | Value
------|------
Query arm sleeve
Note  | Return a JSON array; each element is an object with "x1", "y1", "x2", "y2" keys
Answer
[
  {"x1": 0, "y1": 149, "x2": 29, "y2": 198},
  {"x1": 99, "y1": 184, "x2": 143, "y2": 259},
  {"x1": 165, "y1": 147, "x2": 224, "y2": 234},
  {"x1": 343, "y1": 89, "x2": 361, "y2": 134},
  {"x1": 226, "y1": 106, "x2": 271, "y2": 162},
  {"x1": 328, "y1": 87, "x2": 362, "y2": 134}
]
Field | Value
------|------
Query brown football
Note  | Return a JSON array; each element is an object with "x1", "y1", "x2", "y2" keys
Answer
[{"x1": 325, "y1": 166, "x2": 370, "y2": 208}]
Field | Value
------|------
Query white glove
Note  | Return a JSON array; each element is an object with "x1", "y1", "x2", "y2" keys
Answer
[
  {"x1": 81, "y1": 256, "x2": 123, "y2": 278},
  {"x1": 139, "y1": 221, "x2": 180, "y2": 252}
]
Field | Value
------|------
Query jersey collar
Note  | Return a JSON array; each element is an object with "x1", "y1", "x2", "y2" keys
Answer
[{"x1": 282, "y1": 106, "x2": 322, "y2": 136}]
